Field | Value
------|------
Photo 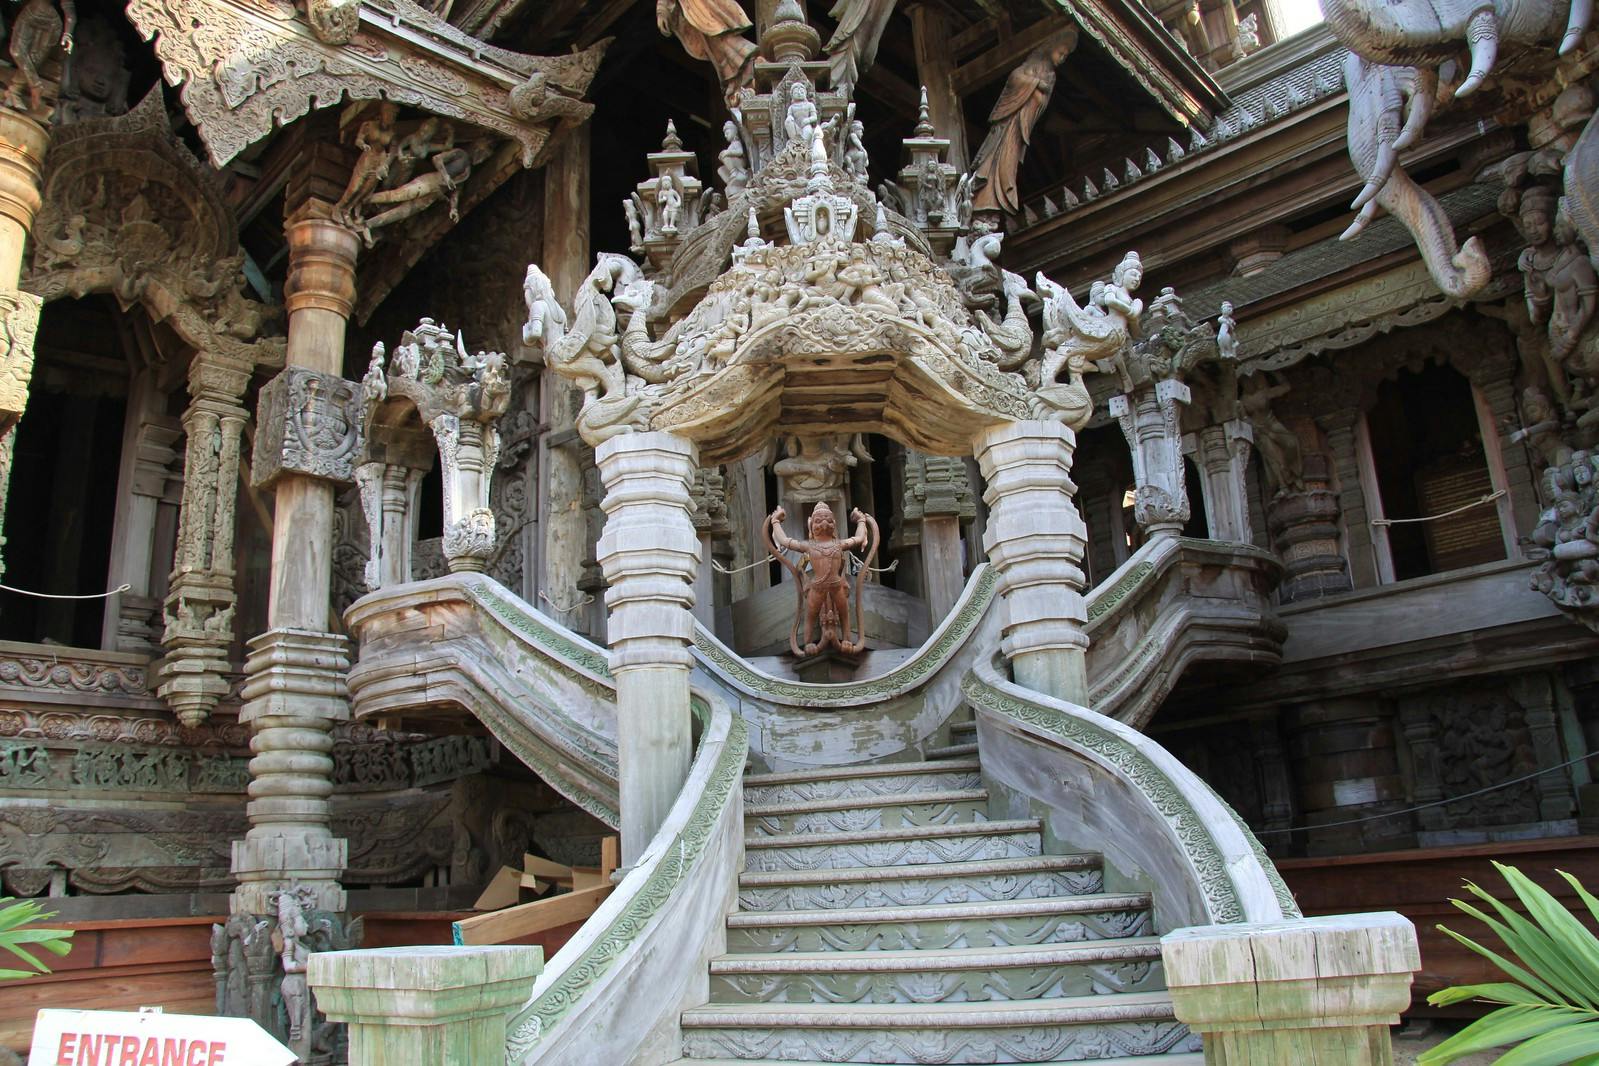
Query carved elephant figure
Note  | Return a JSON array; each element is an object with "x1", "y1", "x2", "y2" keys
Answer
[{"x1": 1323, "y1": 0, "x2": 1587, "y2": 98}]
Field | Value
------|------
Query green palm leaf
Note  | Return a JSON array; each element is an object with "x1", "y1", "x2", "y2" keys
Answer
[
  {"x1": 1421, "y1": 866, "x2": 1599, "y2": 1066},
  {"x1": 0, "y1": 897, "x2": 73, "y2": 981}
]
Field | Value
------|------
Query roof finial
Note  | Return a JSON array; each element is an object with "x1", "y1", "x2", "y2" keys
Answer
[
  {"x1": 915, "y1": 86, "x2": 935, "y2": 138},
  {"x1": 662, "y1": 119, "x2": 683, "y2": 153}
]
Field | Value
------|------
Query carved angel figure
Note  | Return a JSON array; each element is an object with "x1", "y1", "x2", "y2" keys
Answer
[
  {"x1": 1240, "y1": 373, "x2": 1303, "y2": 495},
  {"x1": 1516, "y1": 186, "x2": 1598, "y2": 365},
  {"x1": 356, "y1": 141, "x2": 491, "y2": 245},
  {"x1": 522, "y1": 255, "x2": 653, "y2": 444},
  {"x1": 1035, "y1": 252, "x2": 1144, "y2": 392},
  {"x1": 969, "y1": 34, "x2": 1076, "y2": 215},
  {"x1": 657, "y1": 0, "x2": 758, "y2": 105},
  {"x1": 335, "y1": 103, "x2": 401, "y2": 225}
]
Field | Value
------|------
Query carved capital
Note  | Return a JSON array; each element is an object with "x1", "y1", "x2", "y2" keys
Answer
[
  {"x1": 284, "y1": 215, "x2": 360, "y2": 319},
  {"x1": 253, "y1": 367, "x2": 364, "y2": 488}
]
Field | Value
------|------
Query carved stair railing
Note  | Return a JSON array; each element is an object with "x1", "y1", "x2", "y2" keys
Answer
[
  {"x1": 346, "y1": 535, "x2": 1286, "y2": 808},
  {"x1": 345, "y1": 576, "x2": 621, "y2": 827},
  {"x1": 963, "y1": 653, "x2": 1299, "y2": 930},
  {"x1": 503, "y1": 692, "x2": 746, "y2": 1065},
  {"x1": 1085, "y1": 536, "x2": 1286, "y2": 729}
]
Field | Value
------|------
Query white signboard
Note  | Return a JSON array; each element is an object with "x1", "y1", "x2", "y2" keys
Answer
[{"x1": 29, "y1": 1009, "x2": 296, "y2": 1066}]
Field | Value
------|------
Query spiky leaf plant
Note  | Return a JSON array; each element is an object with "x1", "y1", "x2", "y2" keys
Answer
[
  {"x1": 0, "y1": 896, "x2": 72, "y2": 980},
  {"x1": 1419, "y1": 862, "x2": 1599, "y2": 1065}
]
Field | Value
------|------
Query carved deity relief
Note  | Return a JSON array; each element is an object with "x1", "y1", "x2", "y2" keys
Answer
[{"x1": 764, "y1": 501, "x2": 881, "y2": 657}]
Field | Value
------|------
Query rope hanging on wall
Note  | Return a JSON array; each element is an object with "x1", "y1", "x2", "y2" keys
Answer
[
  {"x1": 0, "y1": 582, "x2": 132, "y2": 600},
  {"x1": 1368, "y1": 489, "x2": 1505, "y2": 527}
]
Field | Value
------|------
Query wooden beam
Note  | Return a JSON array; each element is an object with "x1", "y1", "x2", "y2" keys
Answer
[
  {"x1": 952, "y1": 19, "x2": 1076, "y2": 95},
  {"x1": 576, "y1": 0, "x2": 636, "y2": 48},
  {"x1": 908, "y1": 3, "x2": 971, "y2": 169},
  {"x1": 452, "y1": 884, "x2": 612, "y2": 946},
  {"x1": 858, "y1": 61, "x2": 922, "y2": 115}
]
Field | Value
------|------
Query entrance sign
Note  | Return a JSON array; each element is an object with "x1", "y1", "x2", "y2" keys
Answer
[{"x1": 29, "y1": 1009, "x2": 295, "y2": 1066}]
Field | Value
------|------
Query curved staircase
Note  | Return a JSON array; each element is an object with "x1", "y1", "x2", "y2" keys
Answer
[{"x1": 673, "y1": 753, "x2": 1204, "y2": 1064}]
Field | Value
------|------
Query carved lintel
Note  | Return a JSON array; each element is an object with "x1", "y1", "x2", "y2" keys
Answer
[
  {"x1": 253, "y1": 367, "x2": 365, "y2": 488},
  {"x1": 126, "y1": 0, "x2": 609, "y2": 168}
]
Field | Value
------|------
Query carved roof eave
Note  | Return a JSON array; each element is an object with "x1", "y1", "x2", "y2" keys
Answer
[
  {"x1": 126, "y1": 0, "x2": 605, "y2": 168},
  {"x1": 1051, "y1": 0, "x2": 1227, "y2": 128}
]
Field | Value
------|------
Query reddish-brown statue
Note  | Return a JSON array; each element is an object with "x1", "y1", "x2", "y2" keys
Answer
[{"x1": 764, "y1": 501, "x2": 880, "y2": 657}]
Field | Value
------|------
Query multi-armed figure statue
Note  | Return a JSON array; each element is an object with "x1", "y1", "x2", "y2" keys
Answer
[{"x1": 763, "y1": 501, "x2": 880, "y2": 657}]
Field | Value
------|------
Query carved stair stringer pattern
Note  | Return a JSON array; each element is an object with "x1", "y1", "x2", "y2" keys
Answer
[{"x1": 674, "y1": 753, "x2": 1207, "y2": 1065}]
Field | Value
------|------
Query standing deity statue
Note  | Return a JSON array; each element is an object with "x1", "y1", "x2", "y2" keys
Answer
[
  {"x1": 764, "y1": 501, "x2": 880, "y2": 657},
  {"x1": 1240, "y1": 373, "x2": 1303, "y2": 495},
  {"x1": 1516, "y1": 185, "x2": 1598, "y2": 373},
  {"x1": 658, "y1": 172, "x2": 683, "y2": 234},
  {"x1": 718, "y1": 119, "x2": 749, "y2": 198},
  {"x1": 657, "y1": 0, "x2": 757, "y2": 106},
  {"x1": 969, "y1": 34, "x2": 1076, "y2": 215}
]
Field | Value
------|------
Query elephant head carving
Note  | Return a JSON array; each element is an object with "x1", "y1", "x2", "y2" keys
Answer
[
  {"x1": 1326, "y1": 0, "x2": 1591, "y2": 300},
  {"x1": 1323, "y1": 0, "x2": 1586, "y2": 98}
]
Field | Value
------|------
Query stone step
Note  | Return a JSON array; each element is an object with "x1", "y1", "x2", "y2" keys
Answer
[
  {"x1": 743, "y1": 820, "x2": 1042, "y2": 873},
  {"x1": 742, "y1": 760, "x2": 984, "y2": 806},
  {"x1": 738, "y1": 855, "x2": 1102, "y2": 911},
  {"x1": 926, "y1": 740, "x2": 980, "y2": 760},
  {"x1": 725, "y1": 893, "x2": 1153, "y2": 953},
  {"x1": 679, "y1": 992, "x2": 1201, "y2": 1063},
  {"x1": 707, "y1": 937, "x2": 1167, "y2": 1004},
  {"x1": 744, "y1": 789, "x2": 991, "y2": 836}
]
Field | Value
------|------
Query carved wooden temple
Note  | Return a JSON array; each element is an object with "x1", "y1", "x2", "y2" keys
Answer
[{"x1": 1, "y1": 0, "x2": 1597, "y2": 1062}]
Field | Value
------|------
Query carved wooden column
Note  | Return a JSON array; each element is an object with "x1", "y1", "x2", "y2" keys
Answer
[
  {"x1": 1507, "y1": 672, "x2": 1579, "y2": 823},
  {"x1": 233, "y1": 210, "x2": 362, "y2": 917},
  {"x1": 1317, "y1": 410, "x2": 1379, "y2": 588},
  {"x1": 595, "y1": 431, "x2": 700, "y2": 865},
  {"x1": 1183, "y1": 420, "x2": 1254, "y2": 542},
  {"x1": 907, "y1": 4, "x2": 968, "y2": 170},
  {"x1": 0, "y1": 110, "x2": 48, "y2": 580},
  {"x1": 973, "y1": 420, "x2": 1089, "y2": 704},
  {"x1": 1112, "y1": 381, "x2": 1192, "y2": 539},
  {"x1": 538, "y1": 127, "x2": 593, "y2": 635},
  {"x1": 104, "y1": 370, "x2": 183, "y2": 653},
  {"x1": 903, "y1": 451, "x2": 975, "y2": 622},
  {"x1": 1267, "y1": 422, "x2": 1353, "y2": 602},
  {"x1": 156, "y1": 353, "x2": 253, "y2": 725},
  {"x1": 689, "y1": 467, "x2": 730, "y2": 629}
]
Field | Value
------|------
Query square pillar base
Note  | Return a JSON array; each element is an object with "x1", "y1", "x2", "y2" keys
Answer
[
  {"x1": 1162, "y1": 912, "x2": 1419, "y2": 1066},
  {"x1": 310, "y1": 946, "x2": 544, "y2": 1066}
]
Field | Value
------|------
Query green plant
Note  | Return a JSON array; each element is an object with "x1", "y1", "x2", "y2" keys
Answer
[
  {"x1": 0, "y1": 896, "x2": 72, "y2": 980},
  {"x1": 1420, "y1": 862, "x2": 1599, "y2": 1065}
]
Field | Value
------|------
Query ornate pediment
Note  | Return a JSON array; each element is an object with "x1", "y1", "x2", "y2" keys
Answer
[
  {"x1": 25, "y1": 91, "x2": 283, "y2": 369},
  {"x1": 126, "y1": 0, "x2": 608, "y2": 167}
]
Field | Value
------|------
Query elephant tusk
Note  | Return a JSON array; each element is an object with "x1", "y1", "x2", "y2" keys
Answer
[
  {"x1": 1565, "y1": 0, "x2": 1592, "y2": 53},
  {"x1": 1393, "y1": 69, "x2": 1436, "y2": 151},
  {"x1": 1340, "y1": 200, "x2": 1378, "y2": 241},
  {"x1": 1456, "y1": 8, "x2": 1498, "y2": 97}
]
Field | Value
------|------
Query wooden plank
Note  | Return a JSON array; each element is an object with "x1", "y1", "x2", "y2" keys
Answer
[
  {"x1": 600, "y1": 836, "x2": 620, "y2": 881},
  {"x1": 452, "y1": 885, "x2": 612, "y2": 947},
  {"x1": 523, "y1": 854, "x2": 576, "y2": 880},
  {"x1": 472, "y1": 865, "x2": 525, "y2": 911}
]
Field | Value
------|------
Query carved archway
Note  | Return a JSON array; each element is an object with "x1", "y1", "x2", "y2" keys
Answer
[{"x1": 22, "y1": 92, "x2": 285, "y2": 726}]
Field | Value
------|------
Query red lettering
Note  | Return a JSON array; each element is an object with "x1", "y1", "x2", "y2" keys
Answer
[
  {"x1": 161, "y1": 1037, "x2": 184, "y2": 1066},
  {"x1": 77, "y1": 1033, "x2": 102, "y2": 1066},
  {"x1": 208, "y1": 1042, "x2": 224, "y2": 1065},
  {"x1": 102, "y1": 1036, "x2": 121, "y2": 1064},
  {"x1": 119, "y1": 1034, "x2": 139, "y2": 1066},
  {"x1": 139, "y1": 1037, "x2": 160, "y2": 1066},
  {"x1": 184, "y1": 1043, "x2": 204, "y2": 1066},
  {"x1": 55, "y1": 1033, "x2": 76, "y2": 1066}
]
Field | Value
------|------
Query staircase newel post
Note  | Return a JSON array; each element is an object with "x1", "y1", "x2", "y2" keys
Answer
[
  {"x1": 596, "y1": 430, "x2": 702, "y2": 866},
  {"x1": 972, "y1": 420, "x2": 1090, "y2": 705}
]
